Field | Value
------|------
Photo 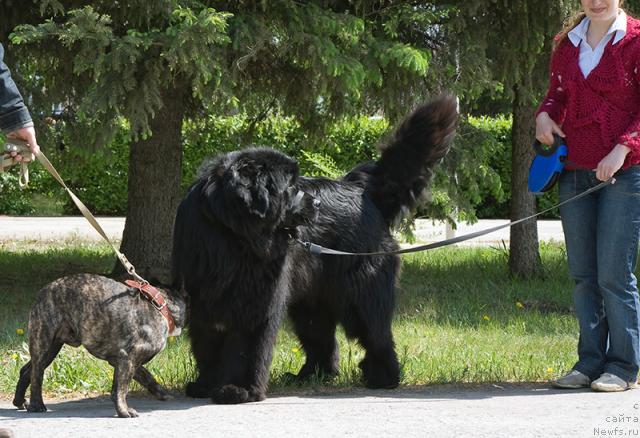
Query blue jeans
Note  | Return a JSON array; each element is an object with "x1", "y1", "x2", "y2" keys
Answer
[{"x1": 558, "y1": 167, "x2": 640, "y2": 382}]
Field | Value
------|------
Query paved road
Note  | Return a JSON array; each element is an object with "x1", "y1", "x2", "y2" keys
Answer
[
  {"x1": 0, "y1": 384, "x2": 638, "y2": 438},
  {"x1": 0, "y1": 216, "x2": 565, "y2": 245},
  {"x1": 0, "y1": 216, "x2": 125, "y2": 242}
]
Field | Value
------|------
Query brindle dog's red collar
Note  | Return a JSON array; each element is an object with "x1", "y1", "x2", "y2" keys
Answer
[{"x1": 125, "y1": 280, "x2": 176, "y2": 334}]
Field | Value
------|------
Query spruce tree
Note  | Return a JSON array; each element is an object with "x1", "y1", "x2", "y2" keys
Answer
[
  {"x1": 7, "y1": 1, "x2": 452, "y2": 281},
  {"x1": 493, "y1": 1, "x2": 576, "y2": 278},
  {"x1": 443, "y1": 0, "x2": 575, "y2": 277}
]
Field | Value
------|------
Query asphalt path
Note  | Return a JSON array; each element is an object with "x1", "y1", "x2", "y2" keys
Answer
[{"x1": 0, "y1": 384, "x2": 638, "y2": 438}]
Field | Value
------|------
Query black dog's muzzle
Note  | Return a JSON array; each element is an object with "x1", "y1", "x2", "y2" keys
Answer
[
  {"x1": 291, "y1": 190, "x2": 305, "y2": 208},
  {"x1": 290, "y1": 189, "x2": 320, "y2": 210},
  {"x1": 283, "y1": 189, "x2": 320, "y2": 231}
]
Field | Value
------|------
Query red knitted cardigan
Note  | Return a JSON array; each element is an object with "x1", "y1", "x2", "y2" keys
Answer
[{"x1": 536, "y1": 15, "x2": 640, "y2": 170}]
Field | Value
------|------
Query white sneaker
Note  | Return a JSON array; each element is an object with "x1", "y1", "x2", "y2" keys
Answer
[
  {"x1": 551, "y1": 370, "x2": 591, "y2": 389},
  {"x1": 591, "y1": 373, "x2": 638, "y2": 392}
]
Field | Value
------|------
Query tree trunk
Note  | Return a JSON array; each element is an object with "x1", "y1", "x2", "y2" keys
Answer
[
  {"x1": 508, "y1": 82, "x2": 542, "y2": 278},
  {"x1": 114, "y1": 86, "x2": 185, "y2": 283}
]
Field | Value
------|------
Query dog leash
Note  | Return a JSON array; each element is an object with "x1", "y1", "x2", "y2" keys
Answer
[
  {"x1": 3, "y1": 139, "x2": 149, "y2": 284},
  {"x1": 296, "y1": 177, "x2": 614, "y2": 256},
  {"x1": 2, "y1": 142, "x2": 32, "y2": 188}
]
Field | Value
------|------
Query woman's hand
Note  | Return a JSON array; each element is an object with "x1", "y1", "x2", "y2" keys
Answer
[
  {"x1": 535, "y1": 112, "x2": 565, "y2": 145},
  {"x1": 595, "y1": 144, "x2": 630, "y2": 181}
]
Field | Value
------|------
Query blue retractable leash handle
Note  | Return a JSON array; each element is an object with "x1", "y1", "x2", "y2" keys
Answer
[{"x1": 528, "y1": 134, "x2": 568, "y2": 194}]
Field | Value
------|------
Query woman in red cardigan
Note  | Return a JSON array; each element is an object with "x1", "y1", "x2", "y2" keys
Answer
[{"x1": 536, "y1": 0, "x2": 640, "y2": 392}]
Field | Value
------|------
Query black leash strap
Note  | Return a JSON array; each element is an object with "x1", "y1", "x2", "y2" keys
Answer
[{"x1": 296, "y1": 179, "x2": 613, "y2": 256}]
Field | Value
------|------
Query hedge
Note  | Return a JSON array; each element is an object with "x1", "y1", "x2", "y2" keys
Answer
[{"x1": 0, "y1": 114, "x2": 558, "y2": 220}]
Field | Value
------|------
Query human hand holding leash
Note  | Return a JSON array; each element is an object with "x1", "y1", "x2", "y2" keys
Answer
[
  {"x1": 2, "y1": 136, "x2": 36, "y2": 187},
  {"x1": 535, "y1": 111, "x2": 566, "y2": 145},
  {"x1": 594, "y1": 144, "x2": 630, "y2": 181},
  {"x1": 6, "y1": 126, "x2": 39, "y2": 162}
]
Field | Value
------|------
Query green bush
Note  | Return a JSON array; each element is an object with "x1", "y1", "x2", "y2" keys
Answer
[
  {"x1": 0, "y1": 133, "x2": 53, "y2": 215},
  {"x1": 465, "y1": 115, "x2": 512, "y2": 219},
  {"x1": 56, "y1": 129, "x2": 130, "y2": 215},
  {"x1": 427, "y1": 115, "x2": 510, "y2": 223},
  {"x1": 182, "y1": 115, "x2": 386, "y2": 186},
  {"x1": 1, "y1": 114, "x2": 532, "y2": 221},
  {"x1": 1, "y1": 128, "x2": 130, "y2": 215},
  {"x1": 0, "y1": 172, "x2": 35, "y2": 215},
  {"x1": 462, "y1": 116, "x2": 560, "y2": 220}
]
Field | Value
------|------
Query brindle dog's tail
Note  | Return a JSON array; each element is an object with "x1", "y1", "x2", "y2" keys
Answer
[{"x1": 368, "y1": 95, "x2": 458, "y2": 226}]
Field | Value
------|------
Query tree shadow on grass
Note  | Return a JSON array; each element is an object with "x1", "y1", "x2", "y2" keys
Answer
[{"x1": 394, "y1": 249, "x2": 575, "y2": 330}]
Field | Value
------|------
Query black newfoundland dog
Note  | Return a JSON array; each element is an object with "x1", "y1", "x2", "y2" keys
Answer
[{"x1": 173, "y1": 96, "x2": 458, "y2": 404}]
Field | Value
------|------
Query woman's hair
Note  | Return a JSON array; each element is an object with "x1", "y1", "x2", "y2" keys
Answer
[{"x1": 553, "y1": 1, "x2": 625, "y2": 50}]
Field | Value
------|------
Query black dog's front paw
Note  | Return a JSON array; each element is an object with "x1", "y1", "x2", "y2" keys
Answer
[
  {"x1": 211, "y1": 385, "x2": 257, "y2": 404},
  {"x1": 25, "y1": 401, "x2": 47, "y2": 413},
  {"x1": 185, "y1": 381, "x2": 213, "y2": 398},
  {"x1": 359, "y1": 356, "x2": 400, "y2": 390}
]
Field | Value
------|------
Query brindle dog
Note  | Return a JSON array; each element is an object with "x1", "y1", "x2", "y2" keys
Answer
[{"x1": 13, "y1": 274, "x2": 187, "y2": 418}]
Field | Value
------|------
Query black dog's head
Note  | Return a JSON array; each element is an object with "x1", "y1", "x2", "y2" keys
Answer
[
  {"x1": 197, "y1": 148, "x2": 319, "y2": 252},
  {"x1": 281, "y1": 187, "x2": 320, "y2": 231}
]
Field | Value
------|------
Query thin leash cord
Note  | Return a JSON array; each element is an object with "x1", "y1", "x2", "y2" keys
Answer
[
  {"x1": 2, "y1": 143, "x2": 31, "y2": 187},
  {"x1": 296, "y1": 177, "x2": 614, "y2": 257},
  {"x1": 4, "y1": 139, "x2": 148, "y2": 283}
]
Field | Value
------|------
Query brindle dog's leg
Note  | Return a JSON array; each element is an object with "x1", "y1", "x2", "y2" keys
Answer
[
  {"x1": 111, "y1": 356, "x2": 138, "y2": 418},
  {"x1": 13, "y1": 361, "x2": 32, "y2": 409},
  {"x1": 134, "y1": 366, "x2": 171, "y2": 401},
  {"x1": 26, "y1": 341, "x2": 63, "y2": 413}
]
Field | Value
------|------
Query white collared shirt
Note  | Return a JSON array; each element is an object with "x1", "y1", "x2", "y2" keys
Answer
[{"x1": 568, "y1": 10, "x2": 627, "y2": 77}]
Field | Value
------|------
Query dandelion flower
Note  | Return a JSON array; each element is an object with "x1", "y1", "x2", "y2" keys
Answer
[
  {"x1": 15, "y1": 328, "x2": 24, "y2": 335},
  {"x1": 516, "y1": 301, "x2": 524, "y2": 309},
  {"x1": 291, "y1": 347, "x2": 300, "y2": 353},
  {"x1": 483, "y1": 315, "x2": 491, "y2": 321},
  {"x1": 546, "y1": 367, "x2": 554, "y2": 373}
]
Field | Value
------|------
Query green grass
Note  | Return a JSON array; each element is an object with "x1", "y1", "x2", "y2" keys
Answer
[{"x1": 0, "y1": 240, "x2": 581, "y2": 398}]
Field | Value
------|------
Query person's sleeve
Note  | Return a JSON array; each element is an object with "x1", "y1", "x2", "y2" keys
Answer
[
  {"x1": 535, "y1": 49, "x2": 568, "y2": 125},
  {"x1": 616, "y1": 45, "x2": 640, "y2": 153},
  {"x1": 0, "y1": 43, "x2": 33, "y2": 134}
]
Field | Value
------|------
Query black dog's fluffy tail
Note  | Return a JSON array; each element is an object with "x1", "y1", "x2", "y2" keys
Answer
[{"x1": 368, "y1": 95, "x2": 457, "y2": 225}]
